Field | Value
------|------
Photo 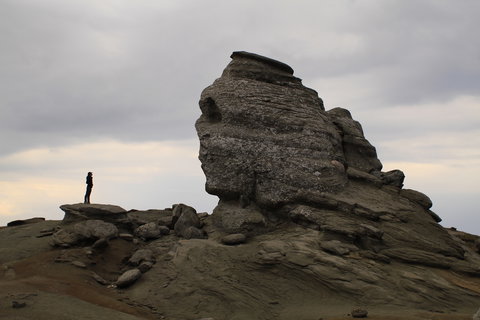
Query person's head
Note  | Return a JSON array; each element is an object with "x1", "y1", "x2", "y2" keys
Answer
[{"x1": 88, "y1": 172, "x2": 93, "y2": 176}]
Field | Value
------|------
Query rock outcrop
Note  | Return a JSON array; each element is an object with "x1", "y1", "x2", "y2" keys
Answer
[{"x1": 194, "y1": 51, "x2": 480, "y2": 310}]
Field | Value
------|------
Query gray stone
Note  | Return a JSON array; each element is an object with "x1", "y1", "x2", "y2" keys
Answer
[
  {"x1": 73, "y1": 220, "x2": 118, "y2": 240},
  {"x1": 71, "y1": 261, "x2": 87, "y2": 268},
  {"x1": 91, "y1": 272, "x2": 109, "y2": 285},
  {"x1": 400, "y1": 189, "x2": 433, "y2": 209},
  {"x1": 212, "y1": 201, "x2": 266, "y2": 235},
  {"x1": 116, "y1": 269, "x2": 142, "y2": 288},
  {"x1": 92, "y1": 238, "x2": 109, "y2": 250},
  {"x1": 51, "y1": 229, "x2": 81, "y2": 247},
  {"x1": 60, "y1": 203, "x2": 127, "y2": 224},
  {"x1": 134, "y1": 222, "x2": 163, "y2": 240},
  {"x1": 138, "y1": 261, "x2": 154, "y2": 273},
  {"x1": 128, "y1": 249, "x2": 154, "y2": 266},
  {"x1": 119, "y1": 233, "x2": 134, "y2": 241},
  {"x1": 173, "y1": 204, "x2": 204, "y2": 239},
  {"x1": 221, "y1": 233, "x2": 247, "y2": 245},
  {"x1": 178, "y1": 226, "x2": 205, "y2": 240}
]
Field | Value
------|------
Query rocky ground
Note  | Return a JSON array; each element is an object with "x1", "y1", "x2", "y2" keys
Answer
[{"x1": 0, "y1": 204, "x2": 479, "y2": 320}]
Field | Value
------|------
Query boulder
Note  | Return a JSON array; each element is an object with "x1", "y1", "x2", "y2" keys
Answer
[
  {"x1": 211, "y1": 201, "x2": 266, "y2": 235},
  {"x1": 73, "y1": 220, "x2": 118, "y2": 240},
  {"x1": 51, "y1": 220, "x2": 117, "y2": 247},
  {"x1": 134, "y1": 222, "x2": 163, "y2": 240},
  {"x1": 115, "y1": 269, "x2": 142, "y2": 288},
  {"x1": 128, "y1": 249, "x2": 155, "y2": 266},
  {"x1": 400, "y1": 189, "x2": 433, "y2": 209},
  {"x1": 173, "y1": 204, "x2": 205, "y2": 239},
  {"x1": 60, "y1": 203, "x2": 127, "y2": 225},
  {"x1": 221, "y1": 233, "x2": 247, "y2": 245}
]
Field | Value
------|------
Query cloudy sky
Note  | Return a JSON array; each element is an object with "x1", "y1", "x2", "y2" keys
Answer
[{"x1": 1, "y1": 0, "x2": 479, "y2": 233}]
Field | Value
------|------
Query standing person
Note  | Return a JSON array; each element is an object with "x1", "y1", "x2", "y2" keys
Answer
[{"x1": 84, "y1": 172, "x2": 93, "y2": 204}]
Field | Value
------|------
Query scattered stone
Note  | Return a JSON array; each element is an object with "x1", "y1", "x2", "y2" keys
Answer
[
  {"x1": 51, "y1": 220, "x2": 118, "y2": 247},
  {"x1": 91, "y1": 272, "x2": 109, "y2": 285},
  {"x1": 212, "y1": 201, "x2": 266, "y2": 235},
  {"x1": 173, "y1": 204, "x2": 205, "y2": 239},
  {"x1": 221, "y1": 233, "x2": 246, "y2": 245},
  {"x1": 128, "y1": 249, "x2": 155, "y2": 266},
  {"x1": 51, "y1": 229, "x2": 81, "y2": 247},
  {"x1": 71, "y1": 261, "x2": 87, "y2": 268},
  {"x1": 116, "y1": 269, "x2": 142, "y2": 288},
  {"x1": 73, "y1": 220, "x2": 118, "y2": 240},
  {"x1": 134, "y1": 222, "x2": 163, "y2": 240},
  {"x1": 138, "y1": 261, "x2": 154, "y2": 273},
  {"x1": 12, "y1": 301, "x2": 26, "y2": 308},
  {"x1": 119, "y1": 233, "x2": 134, "y2": 241},
  {"x1": 92, "y1": 238, "x2": 109, "y2": 250},
  {"x1": 351, "y1": 308, "x2": 368, "y2": 318}
]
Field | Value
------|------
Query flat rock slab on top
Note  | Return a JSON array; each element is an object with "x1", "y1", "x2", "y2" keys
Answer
[{"x1": 60, "y1": 203, "x2": 127, "y2": 224}]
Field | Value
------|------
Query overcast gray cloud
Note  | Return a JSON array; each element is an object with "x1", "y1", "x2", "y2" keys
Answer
[{"x1": 1, "y1": 0, "x2": 479, "y2": 233}]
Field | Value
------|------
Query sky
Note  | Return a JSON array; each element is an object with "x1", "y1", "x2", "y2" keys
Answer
[{"x1": 0, "y1": 0, "x2": 479, "y2": 233}]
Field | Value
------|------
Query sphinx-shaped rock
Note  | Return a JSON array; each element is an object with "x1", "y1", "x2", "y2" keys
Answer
[
  {"x1": 196, "y1": 51, "x2": 351, "y2": 208},
  {"x1": 195, "y1": 51, "x2": 474, "y2": 274}
]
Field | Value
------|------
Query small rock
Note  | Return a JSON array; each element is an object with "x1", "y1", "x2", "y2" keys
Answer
[
  {"x1": 351, "y1": 308, "x2": 368, "y2": 318},
  {"x1": 128, "y1": 249, "x2": 155, "y2": 266},
  {"x1": 138, "y1": 261, "x2": 154, "y2": 273},
  {"x1": 116, "y1": 269, "x2": 142, "y2": 288},
  {"x1": 12, "y1": 301, "x2": 26, "y2": 308},
  {"x1": 134, "y1": 222, "x2": 163, "y2": 240},
  {"x1": 92, "y1": 238, "x2": 109, "y2": 250},
  {"x1": 221, "y1": 233, "x2": 246, "y2": 245},
  {"x1": 91, "y1": 272, "x2": 109, "y2": 285},
  {"x1": 119, "y1": 233, "x2": 134, "y2": 241},
  {"x1": 71, "y1": 261, "x2": 87, "y2": 268}
]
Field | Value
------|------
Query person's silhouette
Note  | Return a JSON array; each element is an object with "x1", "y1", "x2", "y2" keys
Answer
[{"x1": 84, "y1": 172, "x2": 93, "y2": 204}]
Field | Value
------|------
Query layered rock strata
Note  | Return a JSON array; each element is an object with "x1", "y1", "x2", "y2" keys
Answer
[{"x1": 195, "y1": 51, "x2": 480, "y2": 307}]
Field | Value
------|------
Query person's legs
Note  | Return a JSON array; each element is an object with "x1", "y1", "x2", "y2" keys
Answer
[{"x1": 84, "y1": 186, "x2": 92, "y2": 204}]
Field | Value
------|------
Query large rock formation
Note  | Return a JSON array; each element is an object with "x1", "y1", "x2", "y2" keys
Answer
[
  {"x1": 194, "y1": 51, "x2": 480, "y2": 310},
  {"x1": 1, "y1": 52, "x2": 479, "y2": 320}
]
